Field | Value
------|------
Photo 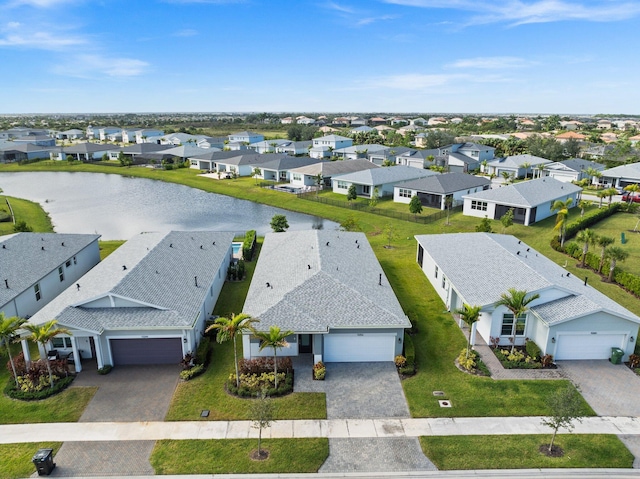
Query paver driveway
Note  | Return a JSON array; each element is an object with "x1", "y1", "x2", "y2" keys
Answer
[{"x1": 558, "y1": 360, "x2": 640, "y2": 416}]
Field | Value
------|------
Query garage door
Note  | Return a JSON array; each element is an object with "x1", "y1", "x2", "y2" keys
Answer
[
  {"x1": 324, "y1": 334, "x2": 396, "y2": 362},
  {"x1": 110, "y1": 338, "x2": 183, "y2": 365},
  {"x1": 555, "y1": 333, "x2": 625, "y2": 360}
]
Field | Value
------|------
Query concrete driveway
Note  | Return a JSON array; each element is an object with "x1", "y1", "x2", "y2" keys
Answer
[{"x1": 558, "y1": 360, "x2": 640, "y2": 416}]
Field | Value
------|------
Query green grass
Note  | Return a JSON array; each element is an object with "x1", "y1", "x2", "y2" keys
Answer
[
  {"x1": 0, "y1": 195, "x2": 54, "y2": 235},
  {"x1": 420, "y1": 435, "x2": 633, "y2": 470},
  {"x1": 166, "y1": 238, "x2": 326, "y2": 421},
  {"x1": 150, "y1": 438, "x2": 329, "y2": 474},
  {"x1": 98, "y1": 240, "x2": 125, "y2": 260},
  {"x1": 0, "y1": 443, "x2": 62, "y2": 479}
]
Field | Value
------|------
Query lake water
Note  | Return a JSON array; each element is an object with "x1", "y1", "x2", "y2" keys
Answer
[{"x1": 0, "y1": 172, "x2": 336, "y2": 240}]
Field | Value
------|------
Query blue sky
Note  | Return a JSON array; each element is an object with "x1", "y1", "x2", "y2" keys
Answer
[{"x1": 1, "y1": 0, "x2": 639, "y2": 114}]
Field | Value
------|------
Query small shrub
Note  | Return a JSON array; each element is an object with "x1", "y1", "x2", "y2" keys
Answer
[
  {"x1": 5, "y1": 375, "x2": 75, "y2": 400},
  {"x1": 541, "y1": 354, "x2": 554, "y2": 367},
  {"x1": 525, "y1": 340, "x2": 542, "y2": 361},
  {"x1": 238, "y1": 356, "x2": 292, "y2": 375},
  {"x1": 394, "y1": 355, "x2": 407, "y2": 368},
  {"x1": 180, "y1": 363, "x2": 204, "y2": 381},
  {"x1": 458, "y1": 348, "x2": 476, "y2": 371},
  {"x1": 227, "y1": 371, "x2": 293, "y2": 397},
  {"x1": 97, "y1": 365, "x2": 112, "y2": 375},
  {"x1": 195, "y1": 337, "x2": 212, "y2": 368},
  {"x1": 629, "y1": 354, "x2": 640, "y2": 368},
  {"x1": 313, "y1": 361, "x2": 326, "y2": 380}
]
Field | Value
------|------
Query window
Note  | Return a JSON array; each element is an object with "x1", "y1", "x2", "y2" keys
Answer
[
  {"x1": 73, "y1": 256, "x2": 77, "y2": 265},
  {"x1": 398, "y1": 188, "x2": 412, "y2": 198},
  {"x1": 337, "y1": 181, "x2": 348, "y2": 190},
  {"x1": 58, "y1": 266, "x2": 64, "y2": 282},
  {"x1": 34, "y1": 283, "x2": 41, "y2": 301},
  {"x1": 501, "y1": 313, "x2": 526, "y2": 336},
  {"x1": 66, "y1": 260, "x2": 71, "y2": 268},
  {"x1": 292, "y1": 173, "x2": 302, "y2": 181},
  {"x1": 442, "y1": 276, "x2": 447, "y2": 289},
  {"x1": 471, "y1": 200, "x2": 487, "y2": 211},
  {"x1": 434, "y1": 265, "x2": 439, "y2": 278},
  {"x1": 471, "y1": 150, "x2": 479, "y2": 157},
  {"x1": 51, "y1": 337, "x2": 72, "y2": 349}
]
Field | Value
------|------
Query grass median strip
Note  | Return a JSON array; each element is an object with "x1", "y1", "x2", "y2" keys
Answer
[
  {"x1": 0, "y1": 442, "x2": 62, "y2": 479},
  {"x1": 150, "y1": 438, "x2": 329, "y2": 474},
  {"x1": 420, "y1": 434, "x2": 633, "y2": 470}
]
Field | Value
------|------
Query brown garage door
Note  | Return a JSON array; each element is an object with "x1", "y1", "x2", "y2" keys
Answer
[{"x1": 110, "y1": 338, "x2": 183, "y2": 365}]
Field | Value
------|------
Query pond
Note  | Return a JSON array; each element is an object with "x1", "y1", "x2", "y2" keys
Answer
[{"x1": 0, "y1": 172, "x2": 336, "y2": 240}]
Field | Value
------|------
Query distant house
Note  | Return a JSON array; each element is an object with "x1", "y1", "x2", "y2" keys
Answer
[
  {"x1": 57, "y1": 143, "x2": 120, "y2": 161},
  {"x1": 215, "y1": 153, "x2": 289, "y2": 177},
  {"x1": 441, "y1": 142, "x2": 496, "y2": 173},
  {"x1": 462, "y1": 177, "x2": 582, "y2": 225},
  {"x1": 275, "y1": 140, "x2": 312, "y2": 156},
  {"x1": 369, "y1": 117, "x2": 387, "y2": 126},
  {"x1": 135, "y1": 129, "x2": 164, "y2": 144},
  {"x1": 248, "y1": 139, "x2": 290, "y2": 154},
  {"x1": 289, "y1": 159, "x2": 377, "y2": 188},
  {"x1": 56, "y1": 129, "x2": 84, "y2": 140},
  {"x1": 159, "y1": 133, "x2": 204, "y2": 146},
  {"x1": 485, "y1": 154, "x2": 551, "y2": 179},
  {"x1": 332, "y1": 165, "x2": 436, "y2": 198},
  {"x1": 1, "y1": 233, "x2": 101, "y2": 321},
  {"x1": 253, "y1": 156, "x2": 319, "y2": 182},
  {"x1": 350, "y1": 125, "x2": 376, "y2": 135},
  {"x1": 368, "y1": 146, "x2": 414, "y2": 166},
  {"x1": 394, "y1": 173, "x2": 490, "y2": 209},
  {"x1": 242, "y1": 230, "x2": 410, "y2": 363},
  {"x1": 394, "y1": 149, "x2": 440, "y2": 169},
  {"x1": 415, "y1": 232, "x2": 640, "y2": 360},
  {"x1": 333, "y1": 144, "x2": 388, "y2": 160},
  {"x1": 0, "y1": 143, "x2": 57, "y2": 163},
  {"x1": 106, "y1": 143, "x2": 174, "y2": 163},
  {"x1": 545, "y1": 158, "x2": 605, "y2": 183},
  {"x1": 12, "y1": 135, "x2": 56, "y2": 147},
  {"x1": 397, "y1": 124, "x2": 423, "y2": 136},
  {"x1": 27, "y1": 231, "x2": 233, "y2": 370},
  {"x1": 196, "y1": 136, "x2": 227, "y2": 149},
  {"x1": 556, "y1": 131, "x2": 587, "y2": 144},
  {"x1": 228, "y1": 131, "x2": 264, "y2": 144},
  {"x1": 97, "y1": 127, "x2": 121, "y2": 142},
  {"x1": 309, "y1": 135, "x2": 353, "y2": 159},
  {"x1": 0, "y1": 127, "x2": 49, "y2": 140}
]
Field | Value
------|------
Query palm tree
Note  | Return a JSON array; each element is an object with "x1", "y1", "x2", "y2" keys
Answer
[
  {"x1": 551, "y1": 198, "x2": 573, "y2": 247},
  {"x1": 252, "y1": 326, "x2": 293, "y2": 389},
  {"x1": 596, "y1": 189, "x2": 607, "y2": 208},
  {"x1": 592, "y1": 170, "x2": 603, "y2": 189},
  {"x1": 495, "y1": 289, "x2": 540, "y2": 353},
  {"x1": 453, "y1": 304, "x2": 482, "y2": 358},
  {"x1": 206, "y1": 313, "x2": 259, "y2": 389},
  {"x1": 23, "y1": 319, "x2": 72, "y2": 389},
  {"x1": 521, "y1": 161, "x2": 531, "y2": 179},
  {"x1": 578, "y1": 199, "x2": 591, "y2": 217},
  {"x1": 0, "y1": 313, "x2": 28, "y2": 389},
  {"x1": 501, "y1": 171, "x2": 511, "y2": 183},
  {"x1": 604, "y1": 187, "x2": 618, "y2": 206},
  {"x1": 575, "y1": 229, "x2": 597, "y2": 267},
  {"x1": 605, "y1": 246, "x2": 629, "y2": 282},
  {"x1": 596, "y1": 235, "x2": 615, "y2": 273},
  {"x1": 624, "y1": 183, "x2": 639, "y2": 203}
]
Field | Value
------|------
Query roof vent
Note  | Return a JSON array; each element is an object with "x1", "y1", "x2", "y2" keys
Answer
[
  {"x1": 584, "y1": 277, "x2": 588, "y2": 286},
  {"x1": 266, "y1": 282, "x2": 271, "y2": 288},
  {"x1": 526, "y1": 248, "x2": 530, "y2": 252},
  {"x1": 566, "y1": 273, "x2": 571, "y2": 277},
  {"x1": 2, "y1": 245, "x2": 5, "y2": 249},
  {"x1": 516, "y1": 251, "x2": 520, "y2": 255},
  {"x1": 41, "y1": 246, "x2": 45, "y2": 251},
  {"x1": 212, "y1": 241, "x2": 216, "y2": 246},
  {"x1": 379, "y1": 273, "x2": 382, "y2": 286},
  {"x1": 195, "y1": 276, "x2": 198, "y2": 287},
  {"x1": 122, "y1": 265, "x2": 127, "y2": 270},
  {"x1": 76, "y1": 283, "x2": 80, "y2": 291},
  {"x1": 518, "y1": 240, "x2": 521, "y2": 244},
  {"x1": 307, "y1": 265, "x2": 311, "y2": 269},
  {"x1": 169, "y1": 243, "x2": 173, "y2": 248},
  {"x1": 4, "y1": 279, "x2": 8, "y2": 289},
  {"x1": 357, "y1": 244, "x2": 360, "y2": 249},
  {"x1": 200, "y1": 245, "x2": 203, "y2": 249},
  {"x1": 61, "y1": 242, "x2": 65, "y2": 247},
  {"x1": 326, "y1": 242, "x2": 330, "y2": 246},
  {"x1": 355, "y1": 239, "x2": 358, "y2": 244}
]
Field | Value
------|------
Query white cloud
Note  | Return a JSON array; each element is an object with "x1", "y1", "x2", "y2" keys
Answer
[
  {"x1": 365, "y1": 73, "x2": 464, "y2": 90},
  {"x1": 446, "y1": 56, "x2": 535, "y2": 69},
  {"x1": 356, "y1": 14, "x2": 398, "y2": 25},
  {"x1": 173, "y1": 28, "x2": 198, "y2": 37},
  {"x1": 0, "y1": 31, "x2": 86, "y2": 49},
  {"x1": 323, "y1": 1, "x2": 356, "y2": 14},
  {"x1": 6, "y1": 21, "x2": 21, "y2": 28},
  {"x1": 53, "y1": 54, "x2": 149, "y2": 78},
  {"x1": 382, "y1": 0, "x2": 640, "y2": 26},
  {"x1": 9, "y1": 0, "x2": 77, "y2": 6}
]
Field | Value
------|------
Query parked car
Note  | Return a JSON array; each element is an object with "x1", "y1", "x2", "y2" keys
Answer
[{"x1": 622, "y1": 193, "x2": 640, "y2": 203}]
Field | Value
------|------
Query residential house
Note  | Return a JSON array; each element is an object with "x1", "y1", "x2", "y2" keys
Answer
[
  {"x1": 275, "y1": 140, "x2": 312, "y2": 156},
  {"x1": 1, "y1": 233, "x2": 100, "y2": 321},
  {"x1": 369, "y1": 117, "x2": 387, "y2": 126},
  {"x1": 600, "y1": 162, "x2": 640, "y2": 190},
  {"x1": 296, "y1": 116, "x2": 317, "y2": 125},
  {"x1": 280, "y1": 117, "x2": 294, "y2": 125},
  {"x1": 394, "y1": 173, "x2": 490, "y2": 209},
  {"x1": 556, "y1": 131, "x2": 587, "y2": 144},
  {"x1": 106, "y1": 143, "x2": 174, "y2": 163},
  {"x1": 350, "y1": 117, "x2": 367, "y2": 127},
  {"x1": 0, "y1": 144, "x2": 57, "y2": 163},
  {"x1": 415, "y1": 233, "x2": 640, "y2": 360},
  {"x1": 98, "y1": 127, "x2": 122, "y2": 142},
  {"x1": 368, "y1": 146, "x2": 414, "y2": 166},
  {"x1": 397, "y1": 124, "x2": 423, "y2": 136},
  {"x1": 462, "y1": 177, "x2": 582, "y2": 225},
  {"x1": 485, "y1": 154, "x2": 552, "y2": 179},
  {"x1": 374, "y1": 125, "x2": 396, "y2": 135},
  {"x1": 27, "y1": 231, "x2": 233, "y2": 370},
  {"x1": 394, "y1": 149, "x2": 440, "y2": 169},
  {"x1": 56, "y1": 129, "x2": 84, "y2": 140},
  {"x1": 228, "y1": 131, "x2": 264, "y2": 145},
  {"x1": 318, "y1": 126, "x2": 339, "y2": 134},
  {"x1": 629, "y1": 134, "x2": 640, "y2": 146},
  {"x1": 441, "y1": 142, "x2": 496, "y2": 173},
  {"x1": 597, "y1": 120, "x2": 613, "y2": 130},
  {"x1": 409, "y1": 118, "x2": 428, "y2": 126},
  {"x1": 350, "y1": 125, "x2": 376, "y2": 135},
  {"x1": 13, "y1": 135, "x2": 56, "y2": 147},
  {"x1": 57, "y1": 143, "x2": 120, "y2": 162},
  {"x1": 389, "y1": 117, "x2": 408, "y2": 126},
  {"x1": 135, "y1": 129, "x2": 164, "y2": 144},
  {"x1": 159, "y1": 133, "x2": 204, "y2": 146},
  {"x1": 0, "y1": 128, "x2": 49, "y2": 140},
  {"x1": 600, "y1": 133, "x2": 619, "y2": 143},
  {"x1": 544, "y1": 158, "x2": 605, "y2": 183},
  {"x1": 253, "y1": 156, "x2": 319, "y2": 182},
  {"x1": 333, "y1": 144, "x2": 388, "y2": 160},
  {"x1": 248, "y1": 139, "x2": 291, "y2": 154},
  {"x1": 242, "y1": 230, "x2": 410, "y2": 363},
  {"x1": 197, "y1": 136, "x2": 227, "y2": 149},
  {"x1": 289, "y1": 159, "x2": 378, "y2": 188},
  {"x1": 215, "y1": 153, "x2": 289, "y2": 177},
  {"x1": 332, "y1": 165, "x2": 437, "y2": 198},
  {"x1": 427, "y1": 117, "x2": 448, "y2": 126},
  {"x1": 309, "y1": 135, "x2": 353, "y2": 159}
]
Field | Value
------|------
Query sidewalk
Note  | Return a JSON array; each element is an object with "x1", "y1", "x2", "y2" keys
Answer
[{"x1": 4, "y1": 416, "x2": 640, "y2": 444}]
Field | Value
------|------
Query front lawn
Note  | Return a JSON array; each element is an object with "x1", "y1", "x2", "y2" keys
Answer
[
  {"x1": 150, "y1": 438, "x2": 329, "y2": 474},
  {"x1": 165, "y1": 238, "x2": 326, "y2": 421},
  {"x1": 420, "y1": 435, "x2": 633, "y2": 470},
  {"x1": 0, "y1": 443, "x2": 62, "y2": 479}
]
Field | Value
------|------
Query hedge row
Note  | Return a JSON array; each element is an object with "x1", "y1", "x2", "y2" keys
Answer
[
  {"x1": 242, "y1": 230, "x2": 257, "y2": 261},
  {"x1": 564, "y1": 203, "x2": 621, "y2": 241}
]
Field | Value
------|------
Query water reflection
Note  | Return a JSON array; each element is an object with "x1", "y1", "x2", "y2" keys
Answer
[{"x1": 0, "y1": 172, "x2": 336, "y2": 240}]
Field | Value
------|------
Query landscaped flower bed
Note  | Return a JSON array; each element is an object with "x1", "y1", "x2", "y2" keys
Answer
[
  {"x1": 226, "y1": 357, "x2": 294, "y2": 397},
  {"x1": 491, "y1": 340, "x2": 555, "y2": 369},
  {"x1": 5, "y1": 352, "x2": 74, "y2": 400}
]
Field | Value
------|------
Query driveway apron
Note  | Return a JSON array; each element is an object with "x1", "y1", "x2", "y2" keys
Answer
[
  {"x1": 47, "y1": 364, "x2": 180, "y2": 477},
  {"x1": 295, "y1": 361, "x2": 436, "y2": 473}
]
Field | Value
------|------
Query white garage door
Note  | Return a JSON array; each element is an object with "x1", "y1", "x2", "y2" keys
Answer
[
  {"x1": 324, "y1": 334, "x2": 396, "y2": 362},
  {"x1": 556, "y1": 333, "x2": 625, "y2": 360}
]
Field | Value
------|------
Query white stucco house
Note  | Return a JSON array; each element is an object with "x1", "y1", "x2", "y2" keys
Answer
[
  {"x1": 332, "y1": 165, "x2": 437, "y2": 198},
  {"x1": 309, "y1": 135, "x2": 353, "y2": 159},
  {"x1": 415, "y1": 233, "x2": 640, "y2": 360},
  {"x1": 545, "y1": 158, "x2": 605, "y2": 183},
  {"x1": 1, "y1": 233, "x2": 101, "y2": 320},
  {"x1": 135, "y1": 129, "x2": 165, "y2": 144},
  {"x1": 242, "y1": 230, "x2": 410, "y2": 363},
  {"x1": 485, "y1": 154, "x2": 552, "y2": 179},
  {"x1": 462, "y1": 177, "x2": 582, "y2": 226},
  {"x1": 253, "y1": 155, "x2": 319, "y2": 182},
  {"x1": 289, "y1": 159, "x2": 377, "y2": 188},
  {"x1": 228, "y1": 131, "x2": 264, "y2": 145},
  {"x1": 600, "y1": 162, "x2": 640, "y2": 190},
  {"x1": 26, "y1": 231, "x2": 233, "y2": 371},
  {"x1": 54, "y1": 143, "x2": 120, "y2": 161},
  {"x1": 333, "y1": 144, "x2": 388, "y2": 160},
  {"x1": 394, "y1": 173, "x2": 490, "y2": 209},
  {"x1": 248, "y1": 139, "x2": 290, "y2": 154}
]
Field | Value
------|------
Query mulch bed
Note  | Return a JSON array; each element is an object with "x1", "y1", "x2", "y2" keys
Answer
[
  {"x1": 539, "y1": 444, "x2": 564, "y2": 457},
  {"x1": 250, "y1": 449, "x2": 270, "y2": 461}
]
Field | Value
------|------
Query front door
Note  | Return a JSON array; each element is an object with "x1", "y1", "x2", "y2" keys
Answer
[{"x1": 299, "y1": 334, "x2": 312, "y2": 353}]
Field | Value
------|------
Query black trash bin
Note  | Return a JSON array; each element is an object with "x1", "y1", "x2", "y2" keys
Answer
[{"x1": 32, "y1": 448, "x2": 55, "y2": 476}]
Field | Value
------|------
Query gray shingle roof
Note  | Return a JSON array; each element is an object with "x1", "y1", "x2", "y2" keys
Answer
[
  {"x1": 602, "y1": 162, "x2": 640, "y2": 180},
  {"x1": 258, "y1": 156, "x2": 319, "y2": 171},
  {"x1": 414, "y1": 233, "x2": 639, "y2": 325},
  {"x1": 557, "y1": 158, "x2": 605, "y2": 173},
  {"x1": 487, "y1": 154, "x2": 551, "y2": 168},
  {"x1": 63, "y1": 143, "x2": 120, "y2": 154},
  {"x1": 32, "y1": 231, "x2": 234, "y2": 332},
  {"x1": 289, "y1": 159, "x2": 377, "y2": 177},
  {"x1": 332, "y1": 165, "x2": 435, "y2": 186},
  {"x1": 463, "y1": 177, "x2": 582, "y2": 207},
  {"x1": 243, "y1": 230, "x2": 410, "y2": 332},
  {"x1": 397, "y1": 173, "x2": 490, "y2": 194},
  {"x1": 0, "y1": 233, "x2": 100, "y2": 309}
]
